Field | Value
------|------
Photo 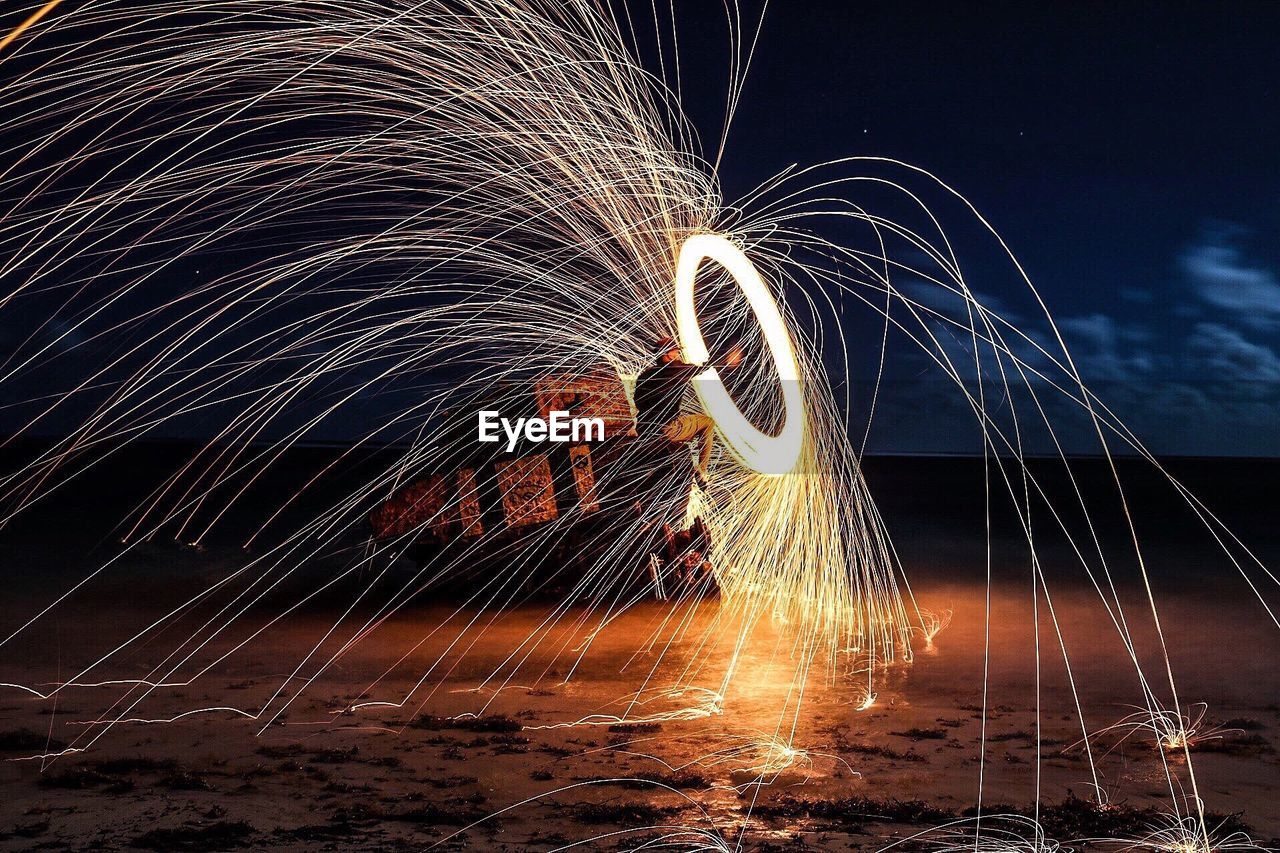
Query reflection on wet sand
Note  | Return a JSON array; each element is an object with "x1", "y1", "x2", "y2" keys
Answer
[{"x1": 2, "y1": 574, "x2": 1277, "y2": 848}]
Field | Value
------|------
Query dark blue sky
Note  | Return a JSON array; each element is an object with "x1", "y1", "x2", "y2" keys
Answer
[
  {"x1": 668, "y1": 2, "x2": 1280, "y2": 455},
  {"x1": 3, "y1": 2, "x2": 1278, "y2": 456}
]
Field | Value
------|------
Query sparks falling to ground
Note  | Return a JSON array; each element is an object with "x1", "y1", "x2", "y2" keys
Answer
[{"x1": 1, "y1": 2, "x2": 1278, "y2": 850}]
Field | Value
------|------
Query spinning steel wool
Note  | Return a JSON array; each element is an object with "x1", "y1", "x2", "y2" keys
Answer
[{"x1": 0, "y1": 2, "x2": 1275, "y2": 850}]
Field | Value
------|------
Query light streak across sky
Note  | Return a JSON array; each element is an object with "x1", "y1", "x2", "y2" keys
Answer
[{"x1": 0, "y1": 1, "x2": 1276, "y2": 850}]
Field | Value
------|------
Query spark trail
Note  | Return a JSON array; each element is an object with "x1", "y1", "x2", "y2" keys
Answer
[{"x1": 0, "y1": 1, "x2": 1276, "y2": 849}]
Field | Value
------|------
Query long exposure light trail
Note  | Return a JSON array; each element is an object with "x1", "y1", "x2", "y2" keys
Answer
[
  {"x1": 0, "y1": 1, "x2": 1275, "y2": 850},
  {"x1": 0, "y1": 0, "x2": 62, "y2": 54},
  {"x1": 675, "y1": 232, "x2": 804, "y2": 475}
]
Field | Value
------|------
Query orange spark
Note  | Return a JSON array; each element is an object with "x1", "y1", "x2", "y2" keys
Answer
[{"x1": 0, "y1": 0, "x2": 63, "y2": 55}]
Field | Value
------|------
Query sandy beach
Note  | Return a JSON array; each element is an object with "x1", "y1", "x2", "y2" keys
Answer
[{"x1": 2, "y1": 560, "x2": 1277, "y2": 850}]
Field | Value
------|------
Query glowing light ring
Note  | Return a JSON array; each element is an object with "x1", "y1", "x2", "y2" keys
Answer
[{"x1": 675, "y1": 234, "x2": 804, "y2": 475}]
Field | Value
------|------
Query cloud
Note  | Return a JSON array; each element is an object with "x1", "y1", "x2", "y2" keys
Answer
[
  {"x1": 897, "y1": 281, "x2": 1019, "y2": 325},
  {"x1": 1056, "y1": 313, "x2": 1153, "y2": 382},
  {"x1": 1187, "y1": 321, "x2": 1280, "y2": 385},
  {"x1": 1181, "y1": 224, "x2": 1280, "y2": 329}
]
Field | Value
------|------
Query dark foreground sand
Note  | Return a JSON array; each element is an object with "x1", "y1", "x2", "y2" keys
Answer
[
  {"x1": 1, "y1": 452, "x2": 1277, "y2": 849},
  {"x1": 1, "y1": 570, "x2": 1278, "y2": 851}
]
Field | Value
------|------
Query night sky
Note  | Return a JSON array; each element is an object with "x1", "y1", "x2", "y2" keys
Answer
[
  {"x1": 674, "y1": 2, "x2": 1280, "y2": 455},
  {"x1": 3, "y1": 2, "x2": 1279, "y2": 456}
]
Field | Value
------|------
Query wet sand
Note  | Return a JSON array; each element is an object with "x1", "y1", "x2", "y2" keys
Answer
[
  {"x1": 2, "y1": 450, "x2": 1278, "y2": 848},
  {"x1": 2, "y1": 569, "x2": 1278, "y2": 850}
]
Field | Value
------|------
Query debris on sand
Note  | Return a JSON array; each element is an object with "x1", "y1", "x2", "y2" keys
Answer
[
  {"x1": 838, "y1": 741, "x2": 927, "y2": 762},
  {"x1": 607, "y1": 722, "x2": 663, "y2": 734},
  {"x1": 961, "y1": 795, "x2": 1253, "y2": 839},
  {"x1": 582, "y1": 770, "x2": 711, "y2": 790},
  {"x1": 410, "y1": 713, "x2": 523, "y2": 733},
  {"x1": 331, "y1": 800, "x2": 491, "y2": 828},
  {"x1": 753, "y1": 795, "x2": 952, "y2": 828},
  {"x1": 272, "y1": 822, "x2": 360, "y2": 843},
  {"x1": 564, "y1": 801, "x2": 684, "y2": 826},
  {"x1": 888, "y1": 726, "x2": 948, "y2": 740},
  {"x1": 132, "y1": 820, "x2": 255, "y2": 851},
  {"x1": 38, "y1": 768, "x2": 133, "y2": 793},
  {"x1": 1196, "y1": 732, "x2": 1272, "y2": 756},
  {"x1": 159, "y1": 770, "x2": 215, "y2": 791},
  {"x1": 91, "y1": 757, "x2": 178, "y2": 774},
  {"x1": 0, "y1": 728, "x2": 65, "y2": 752}
]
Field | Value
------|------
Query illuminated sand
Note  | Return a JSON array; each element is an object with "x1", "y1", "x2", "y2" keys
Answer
[
  {"x1": 1, "y1": 1, "x2": 1275, "y2": 848},
  {"x1": 2, "y1": 578, "x2": 1277, "y2": 849}
]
